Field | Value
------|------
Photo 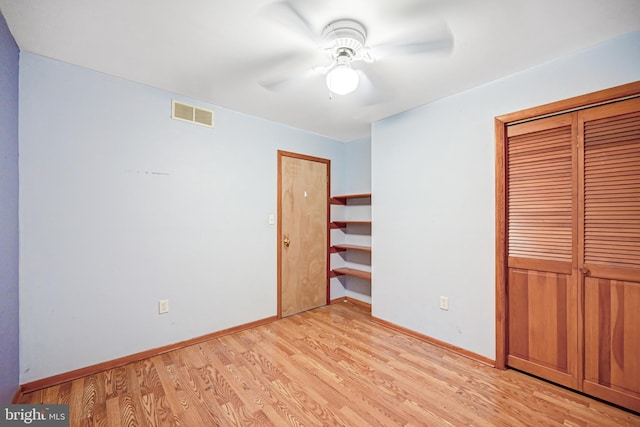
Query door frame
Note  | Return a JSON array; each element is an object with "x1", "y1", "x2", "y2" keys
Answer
[
  {"x1": 494, "y1": 81, "x2": 640, "y2": 370},
  {"x1": 277, "y1": 150, "x2": 331, "y2": 319}
]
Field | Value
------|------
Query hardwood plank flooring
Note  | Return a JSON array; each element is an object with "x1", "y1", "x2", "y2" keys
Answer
[{"x1": 19, "y1": 303, "x2": 639, "y2": 426}]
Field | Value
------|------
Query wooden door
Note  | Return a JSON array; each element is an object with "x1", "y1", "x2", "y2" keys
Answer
[
  {"x1": 505, "y1": 114, "x2": 580, "y2": 389},
  {"x1": 278, "y1": 151, "x2": 329, "y2": 317},
  {"x1": 579, "y1": 98, "x2": 640, "y2": 411}
]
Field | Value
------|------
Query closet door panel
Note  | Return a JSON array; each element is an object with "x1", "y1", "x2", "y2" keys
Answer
[
  {"x1": 507, "y1": 269, "x2": 577, "y2": 386},
  {"x1": 506, "y1": 114, "x2": 579, "y2": 389},
  {"x1": 580, "y1": 98, "x2": 640, "y2": 411},
  {"x1": 584, "y1": 278, "x2": 640, "y2": 411}
]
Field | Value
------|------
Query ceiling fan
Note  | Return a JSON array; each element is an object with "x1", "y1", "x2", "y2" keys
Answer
[{"x1": 259, "y1": 1, "x2": 454, "y2": 99}]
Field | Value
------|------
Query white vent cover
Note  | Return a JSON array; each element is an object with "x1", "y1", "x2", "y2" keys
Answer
[{"x1": 172, "y1": 100, "x2": 214, "y2": 128}]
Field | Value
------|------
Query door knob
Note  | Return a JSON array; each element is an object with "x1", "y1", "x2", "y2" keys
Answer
[
  {"x1": 580, "y1": 266, "x2": 590, "y2": 275},
  {"x1": 283, "y1": 237, "x2": 290, "y2": 247}
]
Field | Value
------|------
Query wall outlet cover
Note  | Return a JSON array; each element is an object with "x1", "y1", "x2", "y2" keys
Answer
[{"x1": 159, "y1": 299, "x2": 169, "y2": 314}]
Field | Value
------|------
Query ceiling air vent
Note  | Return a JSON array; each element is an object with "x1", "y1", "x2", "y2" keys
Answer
[{"x1": 171, "y1": 100, "x2": 214, "y2": 128}]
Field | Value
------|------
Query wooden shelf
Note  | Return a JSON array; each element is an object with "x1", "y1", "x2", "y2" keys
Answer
[
  {"x1": 331, "y1": 244, "x2": 372, "y2": 253},
  {"x1": 331, "y1": 220, "x2": 372, "y2": 229},
  {"x1": 331, "y1": 267, "x2": 372, "y2": 280},
  {"x1": 330, "y1": 193, "x2": 372, "y2": 205}
]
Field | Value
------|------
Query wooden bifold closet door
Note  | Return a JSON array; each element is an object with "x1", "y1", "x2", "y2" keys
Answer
[
  {"x1": 580, "y1": 99, "x2": 640, "y2": 410},
  {"x1": 502, "y1": 95, "x2": 640, "y2": 412},
  {"x1": 506, "y1": 113, "x2": 579, "y2": 389}
]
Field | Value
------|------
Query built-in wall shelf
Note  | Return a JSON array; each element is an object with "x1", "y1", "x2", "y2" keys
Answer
[
  {"x1": 330, "y1": 193, "x2": 372, "y2": 205},
  {"x1": 330, "y1": 244, "x2": 372, "y2": 253},
  {"x1": 330, "y1": 220, "x2": 372, "y2": 229},
  {"x1": 331, "y1": 267, "x2": 372, "y2": 280},
  {"x1": 329, "y1": 193, "x2": 372, "y2": 296}
]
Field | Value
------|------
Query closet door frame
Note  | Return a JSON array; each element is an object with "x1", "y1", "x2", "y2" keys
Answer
[{"x1": 494, "y1": 81, "x2": 640, "y2": 371}]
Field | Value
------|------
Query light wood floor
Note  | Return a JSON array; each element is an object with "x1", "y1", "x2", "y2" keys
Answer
[{"x1": 20, "y1": 303, "x2": 639, "y2": 426}]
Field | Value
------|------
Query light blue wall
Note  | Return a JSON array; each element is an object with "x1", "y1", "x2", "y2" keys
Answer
[
  {"x1": 372, "y1": 31, "x2": 640, "y2": 360},
  {"x1": 0, "y1": 11, "x2": 20, "y2": 402},
  {"x1": 18, "y1": 52, "x2": 346, "y2": 383},
  {"x1": 345, "y1": 137, "x2": 371, "y2": 195}
]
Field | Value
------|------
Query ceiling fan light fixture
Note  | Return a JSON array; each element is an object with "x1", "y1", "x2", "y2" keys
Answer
[
  {"x1": 326, "y1": 65, "x2": 359, "y2": 95},
  {"x1": 321, "y1": 20, "x2": 367, "y2": 96}
]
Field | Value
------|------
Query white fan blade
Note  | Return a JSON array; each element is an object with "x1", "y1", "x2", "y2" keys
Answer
[
  {"x1": 257, "y1": 50, "x2": 327, "y2": 91},
  {"x1": 368, "y1": 20, "x2": 454, "y2": 59},
  {"x1": 259, "y1": 67, "x2": 320, "y2": 91},
  {"x1": 385, "y1": 0, "x2": 449, "y2": 18},
  {"x1": 356, "y1": 69, "x2": 389, "y2": 106},
  {"x1": 260, "y1": 1, "x2": 323, "y2": 46}
]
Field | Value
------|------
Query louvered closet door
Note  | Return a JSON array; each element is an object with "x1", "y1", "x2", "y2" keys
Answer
[
  {"x1": 506, "y1": 114, "x2": 579, "y2": 389},
  {"x1": 580, "y1": 97, "x2": 640, "y2": 411}
]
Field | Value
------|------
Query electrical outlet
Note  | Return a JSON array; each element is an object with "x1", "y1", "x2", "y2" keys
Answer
[
  {"x1": 439, "y1": 296, "x2": 449, "y2": 311},
  {"x1": 158, "y1": 299, "x2": 169, "y2": 314}
]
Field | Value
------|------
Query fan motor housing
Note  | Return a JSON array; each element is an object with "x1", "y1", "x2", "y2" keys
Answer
[{"x1": 322, "y1": 19, "x2": 367, "y2": 56}]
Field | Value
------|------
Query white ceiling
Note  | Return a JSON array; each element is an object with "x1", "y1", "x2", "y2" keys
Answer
[{"x1": 1, "y1": 0, "x2": 639, "y2": 141}]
